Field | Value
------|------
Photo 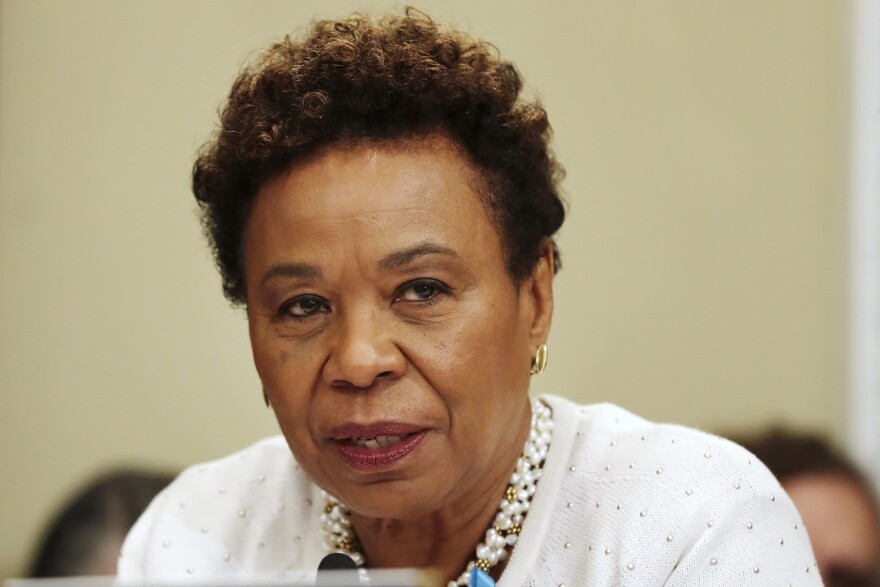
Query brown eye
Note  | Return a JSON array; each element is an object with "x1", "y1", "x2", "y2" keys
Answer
[
  {"x1": 282, "y1": 295, "x2": 328, "y2": 318},
  {"x1": 397, "y1": 279, "x2": 449, "y2": 302}
]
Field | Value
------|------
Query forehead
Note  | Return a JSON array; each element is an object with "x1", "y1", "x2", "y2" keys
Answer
[
  {"x1": 273, "y1": 138, "x2": 477, "y2": 214},
  {"x1": 245, "y1": 136, "x2": 503, "y2": 269}
]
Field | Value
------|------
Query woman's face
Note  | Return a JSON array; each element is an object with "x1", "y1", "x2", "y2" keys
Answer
[{"x1": 243, "y1": 136, "x2": 553, "y2": 519}]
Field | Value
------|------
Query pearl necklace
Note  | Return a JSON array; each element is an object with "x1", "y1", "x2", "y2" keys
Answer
[{"x1": 321, "y1": 398, "x2": 553, "y2": 587}]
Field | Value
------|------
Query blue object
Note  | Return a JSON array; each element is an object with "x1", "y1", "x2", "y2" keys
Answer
[{"x1": 469, "y1": 567, "x2": 495, "y2": 587}]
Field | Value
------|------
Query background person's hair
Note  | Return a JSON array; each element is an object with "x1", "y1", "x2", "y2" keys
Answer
[
  {"x1": 736, "y1": 428, "x2": 877, "y2": 493},
  {"x1": 192, "y1": 8, "x2": 566, "y2": 305},
  {"x1": 29, "y1": 470, "x2": 174, "y2": 577}
]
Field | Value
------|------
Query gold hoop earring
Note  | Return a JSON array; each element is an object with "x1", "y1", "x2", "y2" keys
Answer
[{"x1": 530, "y1": 344, "x2": 548, "y2": 375}]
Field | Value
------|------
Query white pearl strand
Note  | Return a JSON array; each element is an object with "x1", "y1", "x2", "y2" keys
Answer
[{"x1": 320, "y1": 398, "x2": 553, "y2": 587}]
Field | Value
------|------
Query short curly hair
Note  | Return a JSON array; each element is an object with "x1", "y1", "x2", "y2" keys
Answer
[{"x1": 193, "y1": 8, "x2": 566, "y2": 305}]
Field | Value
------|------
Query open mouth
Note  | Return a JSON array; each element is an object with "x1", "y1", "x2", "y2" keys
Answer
[
  {"x1": 347, "y1": 434, "x2": 411, "y2": 449},
  {"x1": 332, "y1": 429, "x2": 428, "y2": 470}
]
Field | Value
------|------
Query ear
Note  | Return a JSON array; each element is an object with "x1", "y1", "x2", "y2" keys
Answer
[{"x1": 522, "y1": 239, "x2": 555, "y2": 349}]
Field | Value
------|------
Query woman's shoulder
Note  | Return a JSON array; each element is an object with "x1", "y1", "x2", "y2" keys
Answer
[
  {"x1": 118, "y1": 436, "x2": 324, "y2": 582},
  {"x1": 526, "y1": 395, "x2": 819, "y2": 584},
  {"x1": 543, "y1": 394, "x2": 777, "y2": 491},
  {"x1": 177, "y1": 435, "x2": 297, "y2": 484},
  {"x1": 157, "y1": 435, "x2": 305, "y2": 508}
]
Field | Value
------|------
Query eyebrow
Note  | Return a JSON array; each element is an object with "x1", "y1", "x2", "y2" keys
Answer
[
  {"x1": 260, "y1": 262, "x2": 322, "y2": 285},
  {"x1": 377, "y1": 242, "x2": 459, "y2": 272},
  {"x1": 259, "y1": 242, "x2": 458, "y2": 285}
]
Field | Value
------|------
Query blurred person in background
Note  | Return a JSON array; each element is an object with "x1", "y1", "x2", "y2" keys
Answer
[
  {"x1": 28, "y1": 470, "x2": 174, "y2": 577},
  {"x1": 737, "y1": 430, "x2": 880, "y2": 587}
]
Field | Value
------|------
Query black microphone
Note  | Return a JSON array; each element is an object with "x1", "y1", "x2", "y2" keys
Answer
[{"x1": 316, "y1": 552, "x2": 360, "y2": 586}]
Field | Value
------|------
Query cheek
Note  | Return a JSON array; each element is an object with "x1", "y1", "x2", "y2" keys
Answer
[
  {"x1": 250, "y1": 331, "x2": 285, "y2": 396},
  {"x1": 249, "y1": 327, "x2": 320, "y2": 431},
  {"x1": 405, "y1": 300, "x2": 530, "y2": 406},
  {"x1": 251, "y1": 317, "x2": 310, "y2": 385}
]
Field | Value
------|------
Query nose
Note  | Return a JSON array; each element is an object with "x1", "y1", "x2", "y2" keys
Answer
[{"x1": 322, "y1": 308, "x2": 406, "y2": 389}]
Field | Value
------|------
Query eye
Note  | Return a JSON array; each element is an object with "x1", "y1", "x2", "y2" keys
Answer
[
  {"x1": 280, "y1": 295, "x2": 329, "y2": 318},
  {"x1": 396, "y1": 279, "x2": 450, "y2": 302}
]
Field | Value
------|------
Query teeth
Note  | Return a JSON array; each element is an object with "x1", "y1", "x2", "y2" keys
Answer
[
  {"x1": 381, "y1": 435, "x2": 402, "y2": 447},
  {"x1": 348, "y1": 435, "x2": 406, "y2": 450}
]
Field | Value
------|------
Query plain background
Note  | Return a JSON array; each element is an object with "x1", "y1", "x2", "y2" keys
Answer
[{"x1": 0, "y1": 0, "x2": 848, "y2": 580}]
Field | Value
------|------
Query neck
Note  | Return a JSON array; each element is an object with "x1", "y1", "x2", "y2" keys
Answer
[{"x1": 350, "y1": 398, "x2": 533, "y2": 582}]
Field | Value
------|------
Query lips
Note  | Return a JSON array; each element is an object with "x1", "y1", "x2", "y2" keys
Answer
[{"x1": 329, "y1": 423, "x2": 428, "y2": 470}]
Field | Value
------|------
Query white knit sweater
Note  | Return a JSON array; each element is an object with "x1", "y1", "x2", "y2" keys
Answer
[{"x1": 118, "y1": 395, "x2": 821, "y2": 585}]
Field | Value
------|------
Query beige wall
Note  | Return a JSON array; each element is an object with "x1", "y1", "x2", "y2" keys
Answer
[{"x1": 0, "y1": 0, "x2": 845, "y2": 579}]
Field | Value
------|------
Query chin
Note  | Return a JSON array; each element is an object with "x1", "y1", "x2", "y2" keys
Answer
[{"x1": 340, "y1": 477, "x2": 450, "y2": 520}]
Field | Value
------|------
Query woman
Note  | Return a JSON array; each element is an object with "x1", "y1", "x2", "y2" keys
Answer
[{"x1": 119, "y1": 10, "x2": 820, "y2": 586}]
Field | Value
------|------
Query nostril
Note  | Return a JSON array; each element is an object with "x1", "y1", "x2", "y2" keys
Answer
[{"x1": 376, "y1": 371, "x2": 394, "y2": 380}]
